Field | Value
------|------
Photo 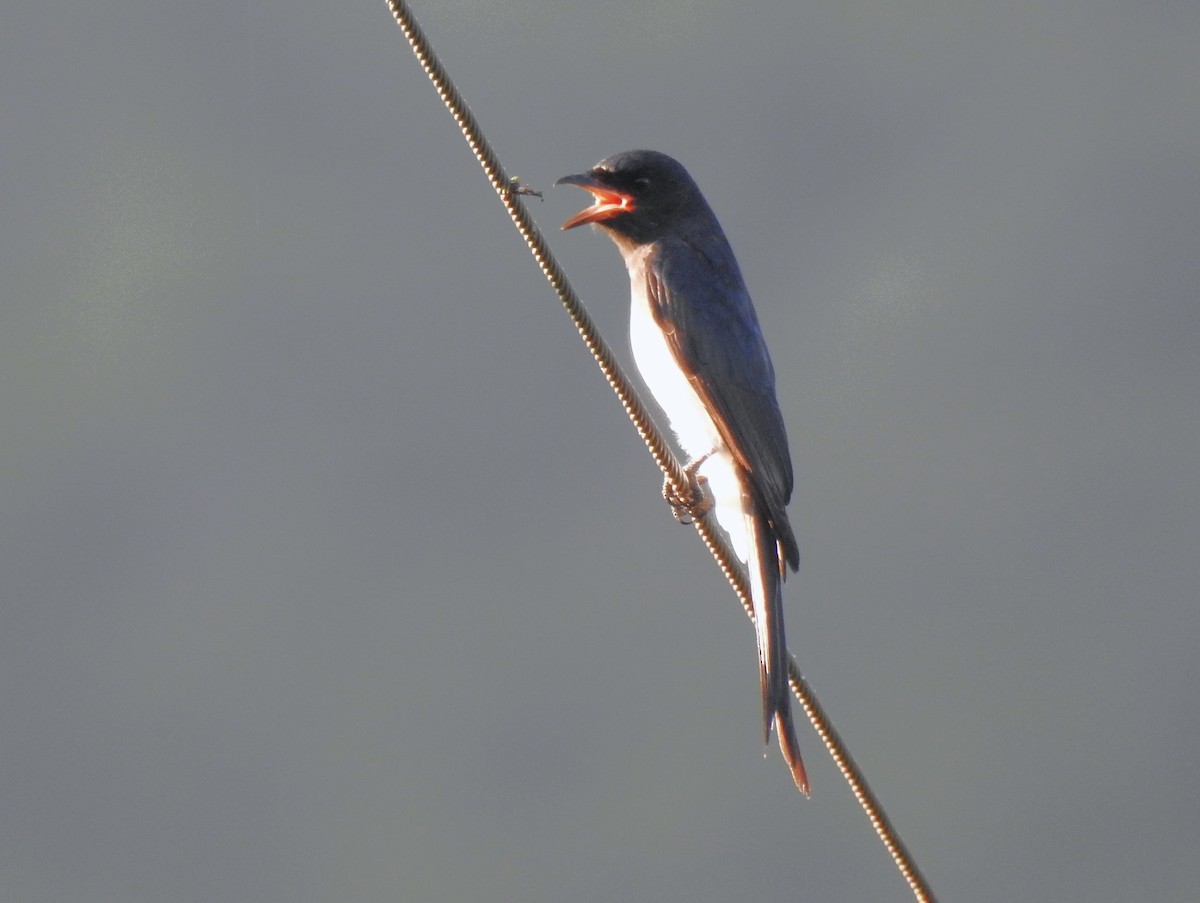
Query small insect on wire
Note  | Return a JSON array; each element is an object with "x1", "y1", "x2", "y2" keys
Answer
[{"x1": 505, "y1": 176, "x2": 543, "y2": 200}]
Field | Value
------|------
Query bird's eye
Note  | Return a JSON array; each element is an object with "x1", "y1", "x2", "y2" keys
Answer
[{"x1": 634, "y1": 176, "x2": 652, "y2": 190}]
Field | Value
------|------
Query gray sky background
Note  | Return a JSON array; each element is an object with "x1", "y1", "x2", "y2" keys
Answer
[{"x1": 3, "y1": 2, "x2": 1198, "y2": 900}]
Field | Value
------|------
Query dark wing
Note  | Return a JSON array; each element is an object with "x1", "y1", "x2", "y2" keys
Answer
[{"x1": 645, "y1": 236, "x2": 799, "y2": 572}]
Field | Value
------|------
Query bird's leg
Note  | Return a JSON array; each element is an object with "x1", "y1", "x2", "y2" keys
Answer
[{"x1": 663, "y1": 452, "x2": 714, "y2": 524}]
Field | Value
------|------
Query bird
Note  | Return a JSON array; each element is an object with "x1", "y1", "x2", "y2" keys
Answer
[{"x1": 556, "y1": 150, "x2": 808, "y2": 794}]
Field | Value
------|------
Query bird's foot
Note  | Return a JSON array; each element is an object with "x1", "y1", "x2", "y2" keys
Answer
[{"x1": 663, "y1": 455, "x2": 713, "y2": 524}]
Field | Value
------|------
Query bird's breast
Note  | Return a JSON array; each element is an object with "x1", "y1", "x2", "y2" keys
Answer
[{"x1": 627, "y1": 271, "x2": 722, "y2": 459}]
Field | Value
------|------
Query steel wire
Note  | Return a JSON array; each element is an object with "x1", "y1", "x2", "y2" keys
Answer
[{"x1": 383, "y1": 3, "x2": 937, "y2": 900}]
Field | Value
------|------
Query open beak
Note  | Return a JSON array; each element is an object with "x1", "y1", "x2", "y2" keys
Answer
[{"x1": 555, "y1": 172, "x2": 636, "y2": 230}]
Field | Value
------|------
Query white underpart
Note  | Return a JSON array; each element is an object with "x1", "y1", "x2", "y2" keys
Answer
[{"x1": 627, "y1": 253, "x2": 754, "y2": 565}]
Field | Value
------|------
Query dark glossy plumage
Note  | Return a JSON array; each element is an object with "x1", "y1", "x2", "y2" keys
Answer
[{"x1": 559, "y1": 150, "x2": 807, "y2": 793}]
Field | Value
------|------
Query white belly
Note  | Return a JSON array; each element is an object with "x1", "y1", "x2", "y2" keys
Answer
[
  {"x1": 629, "y1": 284, "x2": 720, "y2": 458},
  {"x1": 628, "y1": 269, "x2": 753, "y2": 563}
]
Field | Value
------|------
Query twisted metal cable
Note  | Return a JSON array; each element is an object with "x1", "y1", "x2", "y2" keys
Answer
[
  {"x1": 383, "y1": 0, "x2": 688, "y2": 500},
  {"x1": 383, "y1": 3, "x2": 936, "y2": 901}
]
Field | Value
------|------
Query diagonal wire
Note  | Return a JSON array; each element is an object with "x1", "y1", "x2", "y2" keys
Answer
[{"x1": 382, "y1": 2, "x2": 937, "y2": 901}]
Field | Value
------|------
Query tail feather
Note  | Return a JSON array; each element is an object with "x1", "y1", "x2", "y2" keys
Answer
[
  {"x1": 774, "y1": 686, "x2": 810, "y2": 796},
  {"x1": 747, "y1": 502, "x2": 810, "y2": 796}
]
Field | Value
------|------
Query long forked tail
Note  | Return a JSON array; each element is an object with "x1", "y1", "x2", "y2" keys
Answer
[{"x1": 747, "y1": 504, "x2": 810, "y2": 796}]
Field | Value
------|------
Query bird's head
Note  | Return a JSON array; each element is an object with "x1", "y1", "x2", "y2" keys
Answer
[{"x1": 556, "y1": 150, "x2": 709, "y2": 245}]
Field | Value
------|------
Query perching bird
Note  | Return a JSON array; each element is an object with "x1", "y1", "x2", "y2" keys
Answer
[{"x1": 557, "y1": 150, "x2": 808, "y2": 793}]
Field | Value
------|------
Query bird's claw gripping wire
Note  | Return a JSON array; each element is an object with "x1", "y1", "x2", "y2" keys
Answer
[{"x1": 663, "y1": 454, "x2": 713, "y2": 524}]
